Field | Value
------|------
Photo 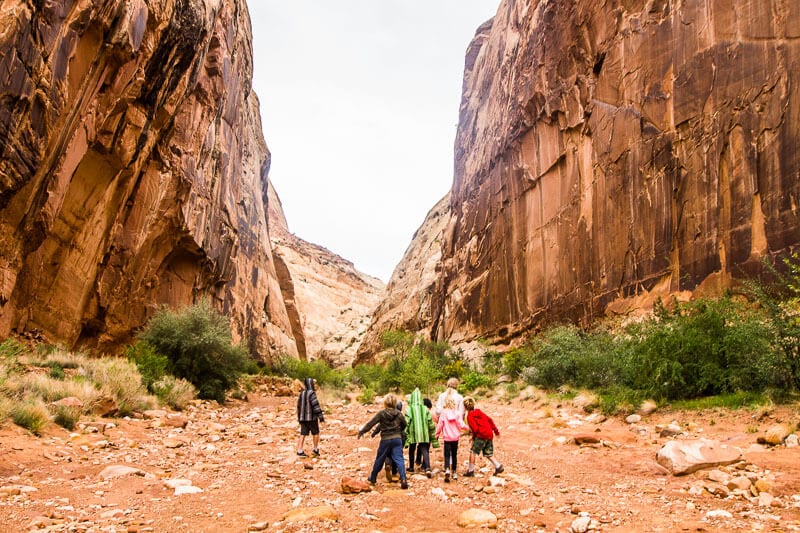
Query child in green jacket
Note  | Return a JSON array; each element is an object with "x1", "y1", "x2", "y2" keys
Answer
[{"x1": 405, "y1": 388, "x2": 435, "y2": 477}]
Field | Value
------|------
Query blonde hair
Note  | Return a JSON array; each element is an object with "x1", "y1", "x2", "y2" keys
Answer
[
  {"x1": 443, "y1": 397, "x2": 456, "y2": 410},
  {"x1": 383, "y1": 393, "x2": 398, "y2": 409},
  {"x1": 463, "y1": 397, "x2": 475, "y2": 411},
  {"x1": 446, "y1": 377, "x2": 460, "y2": 389}
]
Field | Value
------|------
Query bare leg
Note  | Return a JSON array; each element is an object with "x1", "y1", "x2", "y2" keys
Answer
[
  {"x1": 297, "y1": 434, "x2": 305, "y2": 453},
  {"x1": 312, "y1": 433, "x2": 320, "y2": 451}
]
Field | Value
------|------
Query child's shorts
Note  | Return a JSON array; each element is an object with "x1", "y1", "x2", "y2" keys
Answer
[
  {"x1": 299, "y1": 420, "x2": 320, "y2": 436},
  {"x1": 471, "y1": 437, "x2": 494, "y2": 457}
]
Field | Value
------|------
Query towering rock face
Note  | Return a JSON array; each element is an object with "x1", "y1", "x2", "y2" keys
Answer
[
  {"x1": 0, "y1": 0, "x2": 298, "y2": 358},
  {"x1": 367, "y1": 0, "x2": 800, "y2": 354},
  {"x1": 267, "y1": 182, "x2": 384, "y2": 367}
]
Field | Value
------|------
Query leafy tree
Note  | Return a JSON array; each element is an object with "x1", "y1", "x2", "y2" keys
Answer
[{"x1": 139, "y1": 301, "x2": 248, "y2": 403}]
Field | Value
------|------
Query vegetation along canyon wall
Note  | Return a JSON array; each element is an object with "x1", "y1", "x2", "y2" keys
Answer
[{"x1": 361, "y1": 0, "x2": 800, "y2": 358}]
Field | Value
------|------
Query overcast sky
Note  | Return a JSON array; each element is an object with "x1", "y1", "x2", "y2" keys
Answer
[{"x1": 248, "y1": 1, "x2": 498, "y2": 282}]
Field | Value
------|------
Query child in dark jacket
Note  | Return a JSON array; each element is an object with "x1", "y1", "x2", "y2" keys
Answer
[
  {"x1": 358, "y1": 393, "x2": 409, "y2": 489},
  {"x1": 296, "y1": 378, "x2": 324, "y2": 457},
  {"x1": 463, "y1": 397, "x2": 503, "y2": 476}
]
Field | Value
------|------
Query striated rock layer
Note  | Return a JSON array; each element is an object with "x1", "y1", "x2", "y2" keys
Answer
[
  {"x1": 0, "y1": 0, "x2": 299, "y2": 358},
  {"x1": 267, "y1": 181, "x2": 384, "y2": 367},
  {"x1": 368, "y1": 0, "x2": 800, "y2": 355}
]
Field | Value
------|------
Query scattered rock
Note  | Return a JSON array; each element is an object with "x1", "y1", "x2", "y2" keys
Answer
[
  {"x1": 760, "y1": 424, "x2": 793, "y2": 445},
  {"x1": 638, "y1": 400, "x2": 658, "y2": 416},
  {"x1": 98, "y1": 465, "x2": 148, "y2": 480},
  {"x1": 340, "y1": 477, "x2": 372, "y2": 494},
  {"x1": 174, "y1": 485, "x2": 203, "y2": 496},
  {"x1": 570, "y1": 515, "x2": 591, "y2": 533},
  {"x1": 705, "y1": 509, "x2": 733, "y2": 519},
  {"x1": 656, "y1": 439, "x2": 742, "y2": 475},
  {"x1": 457, "y1": 508, "x2": 497, "y2": 529},
  {"x1": 51, "y1": 396, "x2": 84, "y2": 408},
  {"x1": 574, "y1": 434, "x2": 601, "y2": 445},
  {"x1": 625, "y1": 414, "x2": 642, "y2": 424},
  {"x1": 785, "y1": 434, "x2": 799, "y2": 447}
]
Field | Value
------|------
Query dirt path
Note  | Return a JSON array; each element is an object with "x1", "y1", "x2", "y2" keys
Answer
[{"x1": 1, "y1": 389, "x2": 798, "y2": 532}]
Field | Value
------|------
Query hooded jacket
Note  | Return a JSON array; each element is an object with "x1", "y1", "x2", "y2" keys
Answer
[
  {"x1": 466, "y1": 408, "x2": 499, "y2": 440},
  {"x1": 435, "y1": 407, "x2": 466, "y2": 442},
  {"x1": 297, "y1": 378, "x2": 324, "y2": 422},
  {"x1": 405, "y1": 388, "x2": 435, "y2": 444},
  {"x1": 359, "y1": 407, "x2": 406, "y2": 441}
]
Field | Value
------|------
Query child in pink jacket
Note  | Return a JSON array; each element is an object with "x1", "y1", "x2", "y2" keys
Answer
[{"x1": 435, "y1": 397, "x2": 467, "y2": 482}]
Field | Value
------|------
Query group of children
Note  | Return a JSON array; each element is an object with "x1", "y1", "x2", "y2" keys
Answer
[{"x1": 297, "y1": 377, "x2": 503, "y2": 490}]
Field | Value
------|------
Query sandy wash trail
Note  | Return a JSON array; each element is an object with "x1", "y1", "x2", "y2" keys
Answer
[{"x1": 1, "y1": 386, "x2": 799, "y2": 532}]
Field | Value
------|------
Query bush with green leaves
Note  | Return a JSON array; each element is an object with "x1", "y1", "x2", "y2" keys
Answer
[
  {"x1": 82, "y1": 357, "x2": 155, "y2": 415},
  {"x1": 11, "y1": 399, "x2": 49, "y2": 435},
  {"x1": 270, "y1": 356, "x2": 350, "y2": 388},
  {"x1": 138, "y1": 301, "x2": 249, "y2": 403},
  {"x1": 151, "y1": 376, "x2": 197, "y2": 410},
  {"x1": 460, "y1": 370, "x2": 492, "y2": 392},
  {"x1": 126, "y1": 341, "x2": 169, "y2": 391}
]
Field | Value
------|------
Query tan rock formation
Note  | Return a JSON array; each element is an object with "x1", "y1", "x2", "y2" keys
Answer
[
  {"x1": 0, "y1": 1, "x2": 297, "y2": 358},
  {"x1": 267, "y1": 181, "x2": 384, "y2": 367},
  {"x1": 370, "y1": 0, "x2": 800, "y2": 351},
  {"x1": 356, "y1": 194, "x2": 452, "y2": 363}
]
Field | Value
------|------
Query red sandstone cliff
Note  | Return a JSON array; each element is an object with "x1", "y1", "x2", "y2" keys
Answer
[
  {"x1": 0, "y1": 1, "x2": 300, "y2": 358},
  {"x1": 365, "y1": 0, "x2": 800, "y2": 355}
]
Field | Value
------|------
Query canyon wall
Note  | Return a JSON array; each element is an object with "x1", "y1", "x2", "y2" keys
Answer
[
  {"x1": 366, "y1": 0, "x2": 800, "y2": 356},
  {"x1": 0, "y1": 0, "x2": 300, "y2": 358},
  {"x1": 267, "y1": 182, "x2": 384, "y2": 367}
]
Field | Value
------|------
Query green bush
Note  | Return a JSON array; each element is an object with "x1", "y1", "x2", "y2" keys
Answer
[
  {"x1": 151, "y1": 375, "x2": 197, "y2": 410},
  {"x1": 82, "y1": 358, "x2": 155, "y2": 416},
  {"x1": 50, "y1": 403, "x2": 81, "y2": 430},
  {"x1": 126, "y1": 341, "x2": 169, "y2": 391},
  {"x1": 358, "y1": 386, "x2": 376, "y2": 404},
  {"x1": 270, "y1": 356, "x2": 350, "y2": 388},
  {"x1": 460, "y1": 370, "x2": 492, "y2": 392},
  {"x1": 0, "y1": 338, "x2": 27, "y2": 360},
  {"x1": 11, "y1": 399, "x2": 49, "y2": 435},
  {"x1": 139, "y1": 301, "x2": 249, "y2": 403},
  {"x1": 352, "y1": 363, "x2": 388, "y2": 393}
]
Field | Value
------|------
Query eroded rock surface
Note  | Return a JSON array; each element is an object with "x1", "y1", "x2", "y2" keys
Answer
[
  {"x1": 0, "y1": 1, "x2": 300, "y2": 357},
  {"x1": 268, "y1": 182, "x2": 384, "y2": 366},
  {"x1": 367, "y1": 0, "x2": 800, "y2": 353}
]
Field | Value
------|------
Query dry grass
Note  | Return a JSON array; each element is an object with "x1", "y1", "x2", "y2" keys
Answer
[
  {"x1": 151, "y1": 376, "x2": 197, "y2": 411},
  {"x1": 10, "y1": 398, "x2": 50, "y2": 435},
  {"x1": 81, "y1": 358, "x2": 156, "y2": 416}
]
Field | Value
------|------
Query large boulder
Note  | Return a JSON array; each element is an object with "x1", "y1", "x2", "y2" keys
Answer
[{"x1": 656, "y1": 439, "x2": 742, "y2": 475}]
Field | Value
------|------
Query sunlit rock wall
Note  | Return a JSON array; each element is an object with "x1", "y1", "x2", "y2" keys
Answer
[
  {"x1": 267, "y1": 181, "x2": 384, "y2": 367},
  {"x1": 0, "y1": 0, "x2": 298, "y2": 358},
  {"x1": 432, "y1": 0, "x2": 800, "y2": 345},
  {"x1": 364, "y1": 0, "x2": 800, "y2": 356}
]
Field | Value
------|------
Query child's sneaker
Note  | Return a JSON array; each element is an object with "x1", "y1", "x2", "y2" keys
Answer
[
  {"x1": 384, "y1": 464, "x2": 393, "y2": 482},
  {"x1": 296, "y1": 451, "x2": 308, "y2": 457},
  {"x1": 494, "y1": 465, "x2": 504, "y2": 475},
  {"x1": 400, "y1": 480, "x2": 409, "y2": 490},
  {"x1": 312, "y1": 449, "x2": 320, "y2": 457},
  {"x1": 451, "y1": 472, "x2": 458, "y2": 480},
  {"x1": 425, "y1": 469, "x2": 432, "y2": 479},
  {"x1": 463, "y1": 470, "x2": 475, "y2": 477},
  {"x1": 408, "y1": 467, "x2": 414, "y2": 473},
  {"x1": 444, "y1": 471, "x2": 450, "y2": 483}
]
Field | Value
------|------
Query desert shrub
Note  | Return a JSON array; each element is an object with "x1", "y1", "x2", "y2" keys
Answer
[
  {"x1": 11, "y1": 399, "x2": 49, "y2": 435},
  {"x1": 138, "y1": 301, "x2": 249, "y2": 403},
  {"x1": 50, "y1": 403, "x2": 81, "y2": 430},
  {"x1": 352, "y1": 363, "x2": 388, "y2": 392},
  {"x1": 358, "y1": 386, "x2": 376, "y2": 404},
  {"x1": 151, "y1": 375, "x2": 197, "y2": 410},
  {"x1": 126, "y1": 341, "x2": 169, "y2": 391},
  {"x1": 5, "y1": 373, "x2": 99, "y2": 406},
  {"x1": 48, "y1": 364, "x2": 66, "y2": 380},
  {"x1": 460, "y1": 370, "x2": 492, "y2": 392},
  {"x1": 271, "y1": 356, "x2": 349, "y2": 388},
  {"x1": 0, "y1": 338, "x2": 27, "y2": 360},
  {"x1": 82, "y1": 357, "x2": 155, "y2": 415},
  {"x1": 624, "y1": 297, "x2": 787, "y2": 399},
  {"x1": 502, "y1": 346, "x2": 538, "y2": 378}
]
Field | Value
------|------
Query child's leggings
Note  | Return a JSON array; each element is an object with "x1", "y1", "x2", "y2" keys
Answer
[{"x1": 443, "y1": 440, "x2": 459, "y2": 472}]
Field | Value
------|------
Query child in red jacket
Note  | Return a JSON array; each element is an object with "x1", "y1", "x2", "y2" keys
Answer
[{"x1": 463, "y1": 397, "x2": 504, "y2": 476}]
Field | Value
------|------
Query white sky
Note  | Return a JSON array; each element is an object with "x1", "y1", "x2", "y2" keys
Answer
[{"x1": 248, "y1": 1, "x2": 498, "y2": 282}]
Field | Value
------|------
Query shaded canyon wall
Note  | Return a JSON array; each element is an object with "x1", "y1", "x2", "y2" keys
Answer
[
  {"x1": 0, "y1": 0, "x2": 302, "y2": 358},
  {"x1": 365, "y1": 0, "x2": 800, "y2": 356}
]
